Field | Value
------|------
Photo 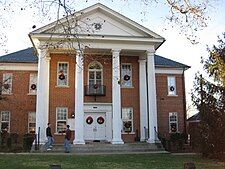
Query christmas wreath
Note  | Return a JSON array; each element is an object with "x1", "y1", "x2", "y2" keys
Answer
[
  {"x1": 169, "y1": 86, "x2": 175, "y2": 92},
  {"x1": 59, "y1": 73, "x2": 65, "y2": 80},
  {"x1": 97, "y1": 116, "x2": 104, "y2": 124},
  {"x1": 124, "y1": 74, "x2": 130, "y2": 81},
  {"x1": 124, "y1": 121, "x2": 131, "y2": 128},
  {"x1": 31, "y1": 84, "x2": 37, "y2": 90},
  {"x1": 3, "y1": 84, "x2": 9, "y2": 89},
  {"x1": 86, "y1": 116, "x2": 93, "y2": 125},
  {"x1": 93, "y1": 84, "x2": 99, "y2": 89}
]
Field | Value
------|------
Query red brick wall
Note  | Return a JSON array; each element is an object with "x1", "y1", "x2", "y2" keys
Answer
[
  {"x1": 0, "y1": 56, "x2": 187, "y2": 143},
  {"x1": 0, "y1": 70, "x2": 37, "y2": 134},
  {"x1": 156, "y1": 73, "x2": 185, "y2": 137}
]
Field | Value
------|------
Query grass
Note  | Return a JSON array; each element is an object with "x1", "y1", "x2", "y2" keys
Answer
[{"x1": 0, "y1": 153, "x2": 224, "y2": 169}]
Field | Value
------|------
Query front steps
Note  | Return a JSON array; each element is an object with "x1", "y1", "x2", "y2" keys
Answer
[{"x1": 32, "y1": 142, "x2": 166, "y2": 154}]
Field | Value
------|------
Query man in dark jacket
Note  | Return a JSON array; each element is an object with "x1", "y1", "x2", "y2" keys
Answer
[
  {"x1": 64, "y1": 125, "x2": 71, "y2": 153},
  {"x1": 46, "y1": 123, "x2": 54, "y2": 150}
]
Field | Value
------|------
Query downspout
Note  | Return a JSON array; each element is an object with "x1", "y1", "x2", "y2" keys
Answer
[{"x1": 182, "y1": 68, "x2": 187, "y2": 136}]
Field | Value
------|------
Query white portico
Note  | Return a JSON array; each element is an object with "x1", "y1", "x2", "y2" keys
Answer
[{"x1": 30, "y1": 3, "x2": 165, "y2": 144}]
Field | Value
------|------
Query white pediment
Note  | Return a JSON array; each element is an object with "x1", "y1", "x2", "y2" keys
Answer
[{"x1": 32, "y1": 3, "x2": 163, "y2": 39}]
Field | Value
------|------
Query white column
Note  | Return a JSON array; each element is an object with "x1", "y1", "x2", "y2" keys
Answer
[
  {"x1": 73, "y1": 49, "x2": 85, "y2": 145},
  {"x1": 36, "y1": 49, "x2": 50, "y2": 144},
  {"x1": 111, "y1": 49, "x2": 124, "y2": 144},
  {"x1": 146, "y1": 49, "x2": 158, "y2": 143},
  {"x1": 139, "y1": 57, "x2": 148, "y2": 141}
]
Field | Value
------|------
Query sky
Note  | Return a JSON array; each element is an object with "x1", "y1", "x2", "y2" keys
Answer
[{"x1": 0, "y1": 0, "x2": 225, "y2": 117}]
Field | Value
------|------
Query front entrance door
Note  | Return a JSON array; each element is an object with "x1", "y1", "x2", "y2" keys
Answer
[{"x1": 84, "y1": 112, "x2": 106, "y2": 141}]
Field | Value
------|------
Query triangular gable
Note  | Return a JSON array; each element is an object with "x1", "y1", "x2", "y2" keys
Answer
[{"x1": 31, "y1": 3, "x2": 164, "y2": 39}]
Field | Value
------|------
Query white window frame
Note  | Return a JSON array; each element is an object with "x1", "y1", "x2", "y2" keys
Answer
[
  {"x1": 57, "y1": 62, "x2": 69, "y2": 87},
  {"x1": 88, "y1": 61, "x2": 103, "y2": 86},
  {"x1": 0, "y1": 111, "x2": 10, "y2": 132},
  {"x1": 56, "y1": 107, "x2": 68, "y2": 133},
  {"x1": 28, "y1": 112, "x2": 36, "y2": 133},
  {"x1": 122, "y1": 107, "x2": 134, "y2": 133},
  {"x1": 167, "y1": 76, "x2": 177, "y2": 96},
  {"x1": 29, "y1": 73, "x2": 37, "y2": 95},
  {"x1": 169, "y1": 112, "x2": 178, "y2": 133},
  {"x1": 2, "y1": 73, "x2": 13, "y2": 94},
  {"x1": 121, "y1": 63, "x2": 133, "y2": 88}
]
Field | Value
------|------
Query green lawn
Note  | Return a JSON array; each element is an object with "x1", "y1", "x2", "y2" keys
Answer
[{"x1": 0, "y1": 153, "x2": 224, "y2": 169}]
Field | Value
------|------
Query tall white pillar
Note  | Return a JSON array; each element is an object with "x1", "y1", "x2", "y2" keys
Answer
[
  {"x1": 36, "y1": 49, "x2": 50, "y2": 144},
  {"x1": 111, "y1": 49, "x2": 124, "y2": 144},
  {"x1": 73, "y1": 49, "x2": 85, "y2": 145},
  {"x1": 146, "y1": 49, "x2": 158, "y2": 143},
  {"x1": 139, "y1": 57, "x2": 148, "y2": 141}
]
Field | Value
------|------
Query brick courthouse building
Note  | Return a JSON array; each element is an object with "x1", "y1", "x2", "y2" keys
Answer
[{"x1": 0, "y1": 3, "x2": 189, "y2": 144}]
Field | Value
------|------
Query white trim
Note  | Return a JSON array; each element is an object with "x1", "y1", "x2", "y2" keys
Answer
[
  {"x1": 30, "y1": 3, "x2": 164, "y2": 39},
  {"x1": 155, "y1": 68, "x2": 183, "y2": 74},
  {"x1": 121, "y1": 63, "x2": 133, "y2": 88},
  {"x1": 0, "y1": 111, "x2": 10, "y2": 132},
  {"x1": 169, "y1": 112, "x2": 178, "y2": 133},
  {"x1": 56, "y1": 107, "x2": 68, "y2": 133},
  {"x1": 28, "y1": 112, "x2": 36, "y2": 133},
  {"x1": 57, "y1": 62, "x2": 69, "y2": 87},
  {"x1": 0, "y1": 63, "x2": 37, "y2": 71},
  {"x1": 87, "y1": 61, "x2": 103, "y2": 86},
  {"x1": 122, "y1": 107, "x2": 134, "y2": 133}
]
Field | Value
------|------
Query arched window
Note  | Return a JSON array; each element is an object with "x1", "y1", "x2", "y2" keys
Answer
[{"x1": 88, "y1": 61, "x2": 103, "y2": 88}]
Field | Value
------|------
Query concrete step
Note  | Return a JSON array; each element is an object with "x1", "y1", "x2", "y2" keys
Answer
[{"x1": 32, "y1": 142, "x2": 165, "y2": 154}]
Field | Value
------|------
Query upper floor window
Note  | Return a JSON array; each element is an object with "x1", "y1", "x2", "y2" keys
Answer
[
  {"x1": 2, "y1": 73, "x2": 12, "y2": 94},
  {"x1": 28, "y1": 112, "x2": 36, "y2": 134},
  {"x1": 88, "y1": 61, "x2": 103, "y2": 88},
  {"x1": 122, "y1": 108, "x2": 133, "y2": 133},
  {"x1": 167, "y1": 76, "x2": 176, "y2": 96},
  {"x1": 121, "y1": 64, "x2": 132, "y2": 87},
  {"x1": 56, "y1": 107, "x2": 68, "y2": 133},
  {"x1": 29, "y1": 73, "x2": 37, "y2": 94},
  {"x1": 0, "y1": 111, "x2": 10, "y2": 132},
  {"x1": 57, "y1": 62, "x2": 69, "y2": 86},
  {"x1": 169, "y1": 112, "x2": 178, "y2": 133}
]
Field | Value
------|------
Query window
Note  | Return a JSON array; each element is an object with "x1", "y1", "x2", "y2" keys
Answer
[
  {"x1": 169, "y1": 112, "x2": 178, "y2": 133},
  {"x1": 57, "y1": 62, "x2": 69, "y2": 86},
  {"x1": 28, "y1": 112, "x2": 36, "y2": 133},
  {"x1": 0, "y1": 111, "x2": 10, "y2": 132},
  {"x1": 167, "y1": 76, "x2": 176, "y2": 95},
  {"x1": 2, "y1": 73, "x2": 12, "y2": 94},
  {"x1": 29, "y1": 74, "x2": 37, "y2": 94},
  {"x1": 121, "y1": 64, "x2": 132, "y2": 87},
  {"x1": 56, "y1": 107, "x2": 68, "y2": 133},
  {"x1": 88, "y1": 61, "x2": 103, "y2": 87},
  {"x1": 122, "y1": 108, "x2": 133, "y2": 133}
]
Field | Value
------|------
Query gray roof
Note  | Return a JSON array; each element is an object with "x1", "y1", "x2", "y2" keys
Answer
[
  {"x1": 187, "y1": 113, "x2": 200, "y2": 122},
  {"x1": 0, "y1": 48, "x2": 38, "y2": 63},
  {"x1": 0, "y1": 48, "x2": 190, "y2": 69}
]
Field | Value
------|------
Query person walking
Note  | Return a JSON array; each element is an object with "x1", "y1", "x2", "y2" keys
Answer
[
  {"x1": 46, "y1": 123, "x2": 54, "y2": 151},
  {"x1": 64, "y1": 125, "x2": 71, "y2": 153}
]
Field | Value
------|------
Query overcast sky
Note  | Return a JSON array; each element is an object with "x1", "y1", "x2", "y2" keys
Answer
[{"x1": 1, "y1": 0, "x2": 225, "y2": 117}]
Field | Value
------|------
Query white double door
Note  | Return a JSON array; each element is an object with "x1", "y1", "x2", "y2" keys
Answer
[{"x1": 84, "y1": 112, "x2": 106, "y2": 141}]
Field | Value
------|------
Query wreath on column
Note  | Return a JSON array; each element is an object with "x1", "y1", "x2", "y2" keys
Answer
[
  {"x1": 97, "y1": 116, "x2": 104, "y2": 124},
  {"x1": 86, "y1": 116, "x2": 93, "y2": 125}
]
